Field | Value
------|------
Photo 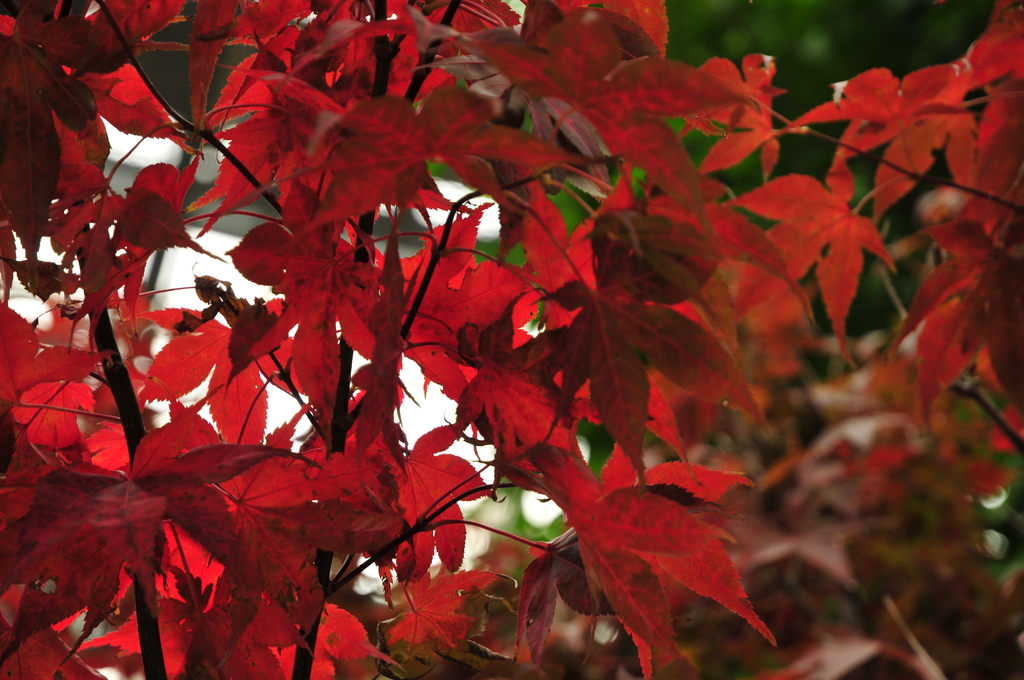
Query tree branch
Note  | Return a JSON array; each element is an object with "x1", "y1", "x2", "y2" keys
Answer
[
  {"x1": 404, "y1": 0, "x2": 464, "y2": 102},
  {"x1": 327, "y1": 483, "x2": 517, "y2": 595},
  {"x1": 951, "y1": 376, "x2": 1024, "y2": 454},
  {"x1": 90, "y1": 0, "x2": 283, "y2": 216},
  {"x1": 400, "y1": 174, "x2": 540, "y2": 340},
  {"x1": 769, "y1": 109, "x2": 1024, "y2": 214},
  {"x1": 291, "y1": 2, "x2": 399, "y2": 678},
  {"x1": 266, "y1": 352, "x2": 324, "y2": 439},
  {"x1": 92, "y1": 310, "x2": 168, "y2": 680}
]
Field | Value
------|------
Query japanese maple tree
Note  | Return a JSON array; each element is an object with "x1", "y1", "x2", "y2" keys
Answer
[{"x1": 1, "y1": 0, "x2": 1023, "y2": 678}]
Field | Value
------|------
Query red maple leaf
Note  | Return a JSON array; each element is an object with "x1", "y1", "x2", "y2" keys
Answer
[
  {"x1": 794, "y1": 64, "x2": 974, "y2": 214},
  {"x1": 735, "y1": 174, "x2": 894, "y2": 361},
  {"x1": 0, "y1": 306, "x2": 100, "y2": 416},
  {"x1": 699, "y1": 54, "x2": 786, "y2": 179},
  {"x1": 378, "y1": 570, "x2": 506, "y2": 675},
  {"x1": 0, "y1": 2, "x2": 96, "y2": 268},
  {"x1": 2, "y1": 407, "x2": 294, "y2": 617},
  {"x1": 469, "y1": 10, "x2": 743, "y2": 219},
  {"x1": 894, "y1": 203, "x2": 1024, "y2": 415},
  {"x1": 511, "y1": 445, "x2": 748, "y2": 674}
]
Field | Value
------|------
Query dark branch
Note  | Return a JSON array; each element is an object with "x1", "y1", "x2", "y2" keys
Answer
[
  {"x1": 400, "y1": 174, "x2": 539, "y2": 340},
  {"x1": 327, "y1": 483, "x2": 517, "y2": 595},
  {"x1": 951, "y1": 377, "x2": 1024, "y2": 454},
  {"x1": 90, "y1": 0, "x2": 283, "y2": 215},
  {"x1": 772, "y1": 109, "x2": 1024, "y2": 215},
  {"x1": 404, "y1": 0, "x2": 464, "y2": 102},
  {"x1": 292, "y1": 1, "x2": 399, "y2": 677},
  {"x1": 92, "y1": 310, "x2": 168, "y2": 680}
]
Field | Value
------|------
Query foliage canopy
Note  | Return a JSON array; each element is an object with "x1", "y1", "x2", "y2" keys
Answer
[{"x1": 1, "y1": 0, "x2": 1024, "y2": 678}]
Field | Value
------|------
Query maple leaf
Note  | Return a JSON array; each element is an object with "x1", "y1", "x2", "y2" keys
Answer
[
  {"x1": 139, "y1": 312, "x2": 270, "y2": 445},
  {"x1": 551, "y1": 283, "x2": 762, "y2": 474},
  {"x1": 229, "y1": 206, "x2": 379, "y2": 438},
  {"x1": 403, "y1": 218, "x2": 532, "y2": 406},
  {"x1": 354, "y1": 232, "x2": 406, "y2": 461},
  {"x1": 2, "y1": 406, "x2": 294, "y2": 618},
  {"x1": 85, "y1": 567, "x2": 300, "y2": 679},
  {"x1": 12, "y1": 382, "x2": 94, "y2": 451},
  {"x1": 511, "y1": 445, "x2": 728, "y2": 673},
  {"x1": 0, "y1": 306, "x2": 100, "y2": 415},
  {"x1": 601, "y1": 450, "x2": 775, "y2": 645},
  {"x1": 315, "y1": 87, "x2": 578, "y2": 223},
  {"x1": 190, "y1": 0, "x2": 239, "y2": 125},
  {"x1": 469, "y1": 10, "x2": 743, "y2": 219},
  {"x1": 550, "y1": 0, "x2": 669, "y2": 54},
  {"x1": 118, "y1": 163, "x2": 211, "y2": 254},
  {"x1": 0, "y1": 617, "x2": 105, "y2": 680},
  {"x1": 0, "y1": 522, "x2": 122, "y2": 668},
  {"x1": 699, "y1": 54, "x2": 785, "y2": 180},
  {"x1": 378, "y1": 571, "x2": 508, "y2": 678},
  {"x1": 218, "y1": 444, "x2": 402, "y2": 625},
  {"x1": 894, "y1": 208, "x2": 1024, "y2": 416},
  {"x1": 395, "y1": 441, "x2": 486, "y2": 581},
  {"x1": 794, "y1": 64, "x2": 973, "y2": 211},
  {"x1": 80, "y1": 64, "x2": 184, "y2": 143},
  {"x1": 0, "y1": 2, "x2": 96, "y2": 270},
  {"x1": 734, "y1": 174, "x2": 894, "y2": 361},
  {"x1": 454, "y1": 301, "x2": 574, "y2": 459}
]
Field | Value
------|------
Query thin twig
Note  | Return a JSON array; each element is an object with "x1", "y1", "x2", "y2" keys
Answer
[
  {"x1": 883, "y1": 595, "x2": 949, "y2": 680},
  {"x1": 951, "y1": 376, "x2": 1024, "y2": 454},
  {"x1": 428, "y1": 518, "x2": 549, "y2": 550},
  {"x1": 400, "y1": 175, "x2": 540, "y2": 340},
  {"x1": 875, "y1": 261, "x2": 907, "y2": 320},
  {"x1": 90, "y1": 0, "x2": 283, "y2": 215},
  {"x1": 770, "y1": 108, "x2": 1024, "y2": 214},
  {"x1": 236, "y1": 371, "x2": 275, "y2": 444},
  {"x1": 267, "y1": 352, "x2": 324, "y2": 439},
  {"x1": 327, "y1": 482, "x2": 517, "y2": 595},
  {"x1": 15, "y1": 402, "x2": 122, "y2": 423}
]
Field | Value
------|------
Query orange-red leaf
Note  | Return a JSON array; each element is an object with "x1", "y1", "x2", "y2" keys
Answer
[{"x1": 735, "y1": 174, "x2": 892, "y2": 361}]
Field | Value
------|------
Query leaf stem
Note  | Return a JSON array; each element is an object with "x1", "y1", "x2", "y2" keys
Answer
[
  {"x1": 400, "y1": 189, "x2": 482, "y2": 339},
  {"x1": 427, "y1": 518, "x2": 549, "y2": 550},
  {"x1": 327, "y1": 482, "x2": 517, "y2": 595},
  {"x1": 951, "y1": 376, "x2": 1024, "y2": 454},
  {"x1": 266, "y1": 353, "x2": 325, "y2": 444},
  {"x1": 90, "y1": 0, "x2": 284, "y2": 215},
  {"x1": 14, "y1": 401, "x2": 122, "y2": 423},
  {"x1": 236, "y1": 370, "x2": 274, "y2": 444},
  {"x1": 92, "y1": 309, "x2": 168, "y2": 680},
  {"x1": 553, "y1": 163, "x2": 615, "y2": 194},
  {"x1": 169, "y1": 525, "x2": 204, "y2": 616},
  {"x1": 183, "y1": 210, "x2": 282, "y2": 225},
  {"x1": 770, "y1": 109, "x2": 1024, "y2": 214}
]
